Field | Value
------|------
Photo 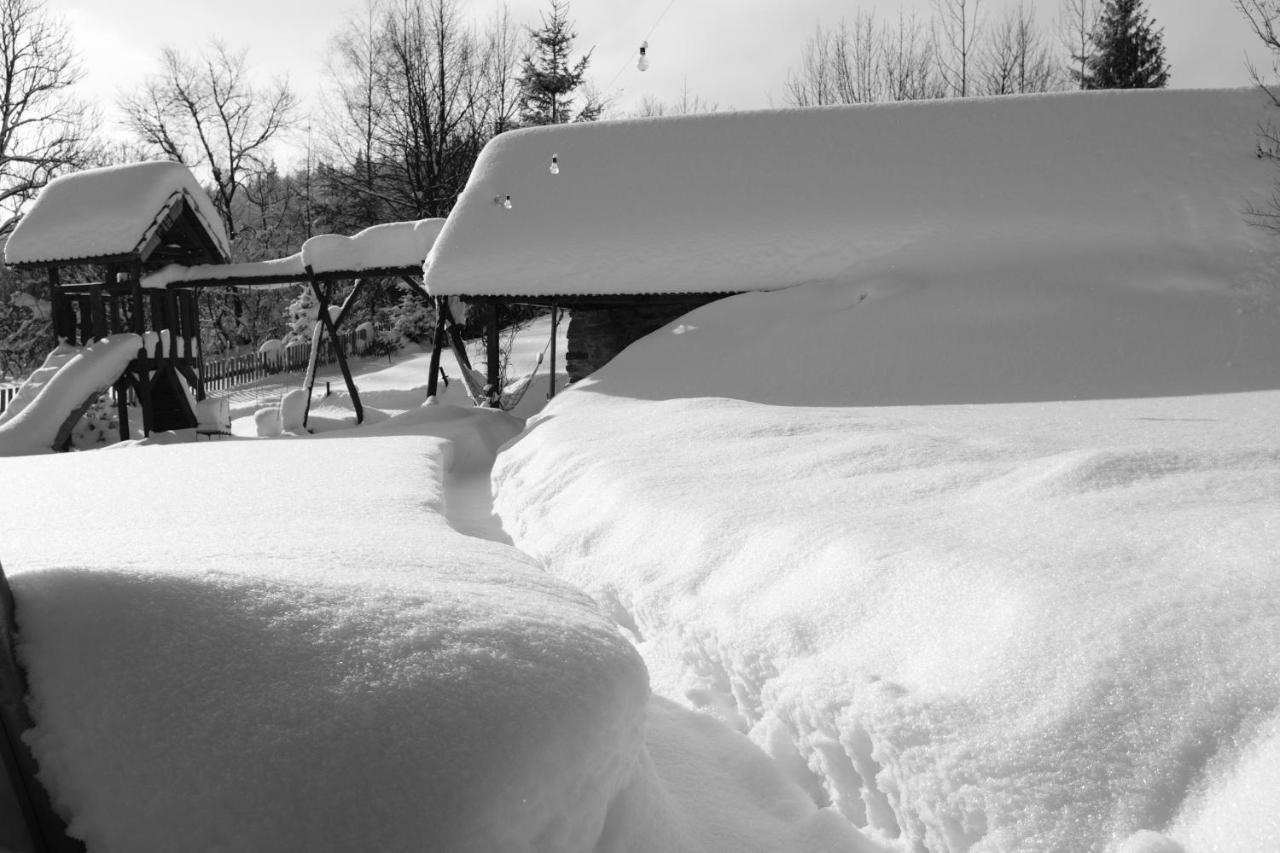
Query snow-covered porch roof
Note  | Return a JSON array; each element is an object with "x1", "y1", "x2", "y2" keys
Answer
[
  {"x1": 4, "y1": 161, "x2": 230, "y2": 271},
  {"x1": 139, "y1": 219, "x2": 446, "y2": 289}
]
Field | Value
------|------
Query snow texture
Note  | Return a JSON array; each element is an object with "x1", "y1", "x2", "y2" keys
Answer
[
  {"x1": 4, "y1": 161, "x2": 229, "y2": 266},
  {"x1": 302, "y1": 218, "x2": 445, "y2": 273},
  {"x1": 0, "y1": 426, "x2": 651, "y2": 852},
  {"x1": 425, "y1": 88, "x2": 1274, "y2": 299},
  {"x1": 0, "y1": 335, "x2": 139, "y2": 456},
  {"x1": 141, "y1": 255, "x2": 306, "y2": 289},
  {"x1": 483, "y1": 87, "x2": 1280, "y2": 851}
]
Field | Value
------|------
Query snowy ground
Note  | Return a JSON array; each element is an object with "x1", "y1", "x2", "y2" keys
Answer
[{"x1": 2, "y1": 88, "x2": 1280, "y2": 853}]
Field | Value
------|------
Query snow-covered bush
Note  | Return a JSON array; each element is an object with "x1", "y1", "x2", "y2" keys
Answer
[
  {"x1": 282, "y1": 287, "x2": 319, "y2": 345},
  {"x1": 389, "y1": 291, "x2": 433, "y2": 345}
]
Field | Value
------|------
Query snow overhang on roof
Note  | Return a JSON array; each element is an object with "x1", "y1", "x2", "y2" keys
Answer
[
  {"x1": 138, "y1": 219, "x2": 447, "y2": 289},
  {"x1": 423, "y1": 87, "x2": 1271, "y2": 301},
  {"x1": 4, "y1": 161, "x2": 230, "y2": 269}
]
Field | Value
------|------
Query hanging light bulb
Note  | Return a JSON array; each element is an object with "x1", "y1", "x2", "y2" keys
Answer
[
  {"x1": 637, "y1": 41, "x2": 649, "y2": 72},
  {"x1": 549, "y1": 154, "x2": 560, "y2": 175}
]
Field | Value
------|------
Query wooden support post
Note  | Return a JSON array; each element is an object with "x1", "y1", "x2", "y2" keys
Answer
[
  {"x1": 114, "y1": 378, "x2": 130, "y2": 442},
  {"x1": 427, "y1": 297, "x2": 447, "y2": 398},
  {"x1": 131, "y1": 271, "x2": 145, "y2": 335},
  {"x1": 76, "y1": 296, "x2": 91, "y2": 346},
  {"x1": 485, "y1": 302, "x2": 500, "y2": 408},
  {"x1": 163, "y1": 292, "x2": 179, "y2": 368},
  {"x1": 548, "y1": 305, "x2": 558, "y2": 400},
  {"x1": 47, "y1": 268, "x2": 62, "y2": 347},
  {"x1": 88, "y1": 285, "x2": 106, "y2": 341},
  {"x1": 181, "y1": 291, "x2": 206, "y2": 401},
  {"x1": 334, "y1": 279, "x2": 366, "y2": 329},
  {"x1": 148, "y1": 293, "x2": 163, "y2": 333},
  {"x1": 307, "y1": 270, "x2": 363, "y2": 425}
]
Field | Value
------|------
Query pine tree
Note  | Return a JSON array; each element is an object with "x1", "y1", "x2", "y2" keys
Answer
[
  {"x1": 1077, "y1": 0, "x2": 1169, "y2": 89},
  {"x1": 516, "y1": 0, "x2": 600, "y2": 125}
]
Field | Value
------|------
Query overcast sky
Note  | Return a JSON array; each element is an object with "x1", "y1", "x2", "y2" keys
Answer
[{"x1": 53, "y1": 0, "x2": 1272, "y2": 166}]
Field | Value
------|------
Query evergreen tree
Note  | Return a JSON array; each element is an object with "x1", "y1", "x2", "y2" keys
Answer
[
  {"x1": 516, "y1": 0, "x2": 600, "y2": 125},
  {"x1": 1077, "y1": 0, "x2": 1169, "y2": 89}
]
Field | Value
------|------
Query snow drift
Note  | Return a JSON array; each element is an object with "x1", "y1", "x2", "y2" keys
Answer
[
  {"x1": 484, "y1": 89, "x2": 1280, "y2": 852},
  {"x1": 0, "y1": 425, "x2": 652, "y2": 851}
]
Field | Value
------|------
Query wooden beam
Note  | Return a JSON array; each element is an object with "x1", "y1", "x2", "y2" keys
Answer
[
  {"x1": 47, "y1": 268, "x2": 61, "y2": 347},
  {"x1": 485, "y1": 302, "x2": 500, "y2": 408},
  {"x1": 308, "y1": 268, "x2": 364, "y2": 425},
  {"x1": 88, "y1": 285, "x2": 106, "y2": 341},
  {"x1": 333, "y1": 279, "x2": 366, "y2": 330},
  {"x1": 130, "y1": 263, "x2": 146, "y2": 336},
  {"x1": 427, "y1": 297, "x2": 447, "y2": 399}
]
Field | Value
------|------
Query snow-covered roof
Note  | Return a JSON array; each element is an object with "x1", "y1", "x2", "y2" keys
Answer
[
  {"x1": 139, "y1": 219, "x2": 445, "y2": 288},
  {"x1": 4, "y1": 161, "x2": 230, "y2": 268},
  {"x1": 424, "y1": 88, "x2": 1272, "y2": 299},
  {"x1": 141, "y1": 255, "x2": 306, "y2": 290},
  {"x1": 302, "y1": 219, "x2": 445, "y2": 274}
]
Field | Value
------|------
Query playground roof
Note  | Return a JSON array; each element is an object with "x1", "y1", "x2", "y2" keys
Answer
[
  {"x1": 140, "y1": 219, "x2": 446, "y2": 289},
  {"x1": 4, "y1": 161, "x2": 230, "y2": 270}
]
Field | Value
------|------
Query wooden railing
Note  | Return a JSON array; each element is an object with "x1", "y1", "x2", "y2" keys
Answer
[
  {"x1": 0, "y1": 385, "x2": 15, "y2": 415},
  {"x1": 202, "y1": 328, "x2": 370, "y2": 394}
]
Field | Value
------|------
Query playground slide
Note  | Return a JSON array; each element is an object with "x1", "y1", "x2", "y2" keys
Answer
[
  {"x1": 0, "y1": 335, "x2": 141, "y2": 457},
  {"x1": 0, "y1": 343, "x2": 79, "y2": 427}
]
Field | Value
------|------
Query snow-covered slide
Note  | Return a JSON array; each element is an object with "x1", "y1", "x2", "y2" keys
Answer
[{"x1": 0, "y1": 336, "x2": 140, "y2": 457}]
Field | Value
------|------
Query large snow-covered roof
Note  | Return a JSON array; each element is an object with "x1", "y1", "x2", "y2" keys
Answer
[
  {"x1": 424, "y1": 88, "x2": 1272, "y2": 298},
  {"x1": 4, "y1": 161, "x2": 230, "y2": 267}
]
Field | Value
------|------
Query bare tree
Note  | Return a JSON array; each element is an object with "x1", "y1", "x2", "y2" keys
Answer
[
  {"x1": 934, "y1": 0, "x2": 984, "y2": 97},
  {"x1": 786, "y1": 11, "x2": 942, "y2": 107},
  {"x1": 1059, "y1": 0, "x2": 1101, "y2": 89},
  {"x1": 982, "y1": 3, "x2": 1060, "y2": 94},
  {"x1": 636, "y1": 79, "x2": 719, "y2": 117},
  {"x1": 884, "y1": 10, "x2": 947, "y2": 101},
  {"x1": 1233, "y1": 0, "x2": 1280, "y2": 231},
  {"x1": 0, "y1": 0, "x2": 94, "y2": 237},
  {"x1": 120, "y1": 41, "x2": 297, "y2": 243}
]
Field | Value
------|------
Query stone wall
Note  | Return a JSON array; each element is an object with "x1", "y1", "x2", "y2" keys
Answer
[{"x1": 564, "y1": 297, "x2": 725, "y2": 383}]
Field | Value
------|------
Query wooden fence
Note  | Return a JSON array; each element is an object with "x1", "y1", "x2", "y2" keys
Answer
[
  {"x1": 203, "y1": 328, "x2": 370, "y2": 394},
  {"x1": 0, "y1": 385, "x2": 15, "y2": 416}
]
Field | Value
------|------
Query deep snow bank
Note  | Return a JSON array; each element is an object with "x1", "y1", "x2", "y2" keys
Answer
[
  {"x1": 0, "y1": 418, "x2": 651, "y2": 851},
  {"x1": 426, "y1": 88, "x2": 1275, "y2": 301},
  {"x1": 495, "y1": 386, "x2": 1280, "y2": 853}
]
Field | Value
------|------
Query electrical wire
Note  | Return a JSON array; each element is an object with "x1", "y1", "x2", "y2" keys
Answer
[{"x1": 600, "y1": 0, "x2": 680, "y2": 96}]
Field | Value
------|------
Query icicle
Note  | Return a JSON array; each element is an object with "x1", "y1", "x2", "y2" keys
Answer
[
  {"x1": 637, "y1": 41, "x2": 649, "y2": 72},
  {"x1": 549, "y1": 154, "x2": 560, "y2": 175}
]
